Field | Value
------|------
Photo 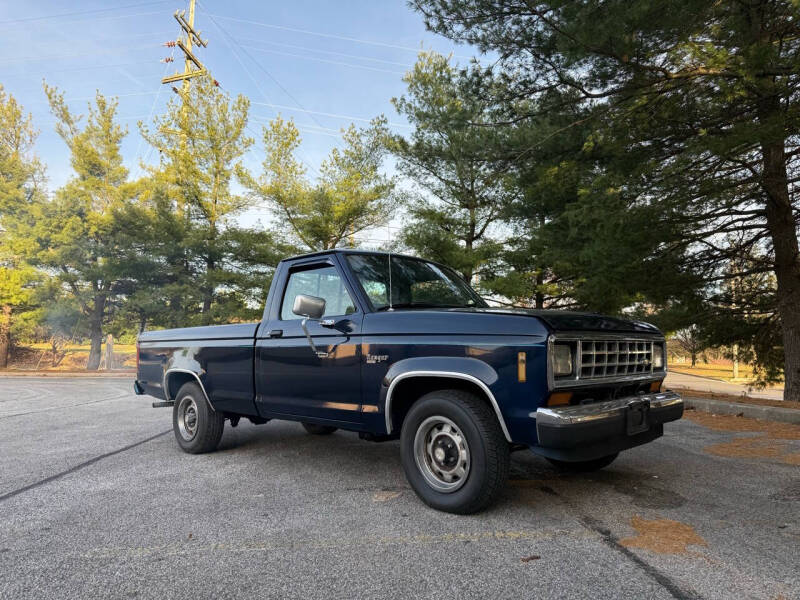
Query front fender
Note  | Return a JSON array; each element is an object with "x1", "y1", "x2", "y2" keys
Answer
[{"x1": 380, "y1": 356, "x2": 511, "y2": 441}]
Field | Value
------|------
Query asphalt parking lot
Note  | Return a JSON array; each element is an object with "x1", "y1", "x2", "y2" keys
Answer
[{"x1": 1, "y1": 377, "x2": 798, "y2": 600}]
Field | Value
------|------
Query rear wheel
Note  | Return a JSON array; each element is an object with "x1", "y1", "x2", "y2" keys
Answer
[
  {"x1": 302, "y1": 423, "x2": 338, "y2": 435},
  {"x1": 172, "y1": 382, "x2": 225, "y2": 454},
  {"x1": 546, "y1": 453, "x2": 618, "y2": 473},
  {"x1": 400, "y1": 390, "x2": 509, "y2": 514}
]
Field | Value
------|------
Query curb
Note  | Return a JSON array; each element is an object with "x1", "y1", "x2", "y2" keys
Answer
[
  {"x1": 0, "y1": 371, "x2": 134, "y2": 378},
  {"x1": 683, "y1": 396, "x2": 800, "y2": 425}
]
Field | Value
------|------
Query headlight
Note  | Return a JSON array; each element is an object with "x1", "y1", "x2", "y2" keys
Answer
[
  {"x1": 653, "y1": 344, "x2": 664, "y2": 369},
  {"x1": 552, "y1": 343, "x2": 573, "y2": 376}
]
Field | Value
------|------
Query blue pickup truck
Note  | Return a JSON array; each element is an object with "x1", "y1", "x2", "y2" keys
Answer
[{"x1": 135, "y1": 249, "x2": 683, "y2": 513}]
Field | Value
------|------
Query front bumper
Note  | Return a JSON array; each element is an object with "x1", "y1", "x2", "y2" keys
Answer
[{"x1": 532, "y1": 391, "x2": 683, "y2": 461}]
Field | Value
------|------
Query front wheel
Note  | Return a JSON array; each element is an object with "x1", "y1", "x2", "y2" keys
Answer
[
  {"x1": 400, "y1": 390, "x2": 509, "y2": 514},
  {"x1": 172, "y1": 382, "x2": 225, "y2": 454},
  {"x1": 546, "y1": 453, "x2": 618, "y2": 473}
]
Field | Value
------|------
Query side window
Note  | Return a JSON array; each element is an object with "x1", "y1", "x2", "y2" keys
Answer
[{"x1": 280, "y1": 265, "x2": 356, "y2": 320}]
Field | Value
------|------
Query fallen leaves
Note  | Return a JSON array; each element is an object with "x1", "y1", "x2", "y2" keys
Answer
[
  {"x1": 372, "y1": 490, "x2": 402, "y2": 502},
  {"x1": 684, "y1": 411, "x2": 800, "y2": 465},
  {"x1": 620, "y1": 516, "x2": 707, "y2": 555}
]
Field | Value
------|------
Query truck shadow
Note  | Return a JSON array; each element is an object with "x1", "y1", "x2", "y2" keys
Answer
[{"x1": 213, "y1": 422, "x2": 686, "y2": 512}]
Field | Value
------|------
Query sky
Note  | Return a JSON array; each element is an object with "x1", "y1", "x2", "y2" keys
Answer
[{"x1": 0, "y1": 0, "x2": 482, "y2": 245}]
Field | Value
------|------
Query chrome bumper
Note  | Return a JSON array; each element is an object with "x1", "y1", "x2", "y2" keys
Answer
[
  {"x1": 534, "y1": 391, "x2": 683, "y2": 451},
  {"x1": 536, "y1": 391, "x2": 682, "y2": 427}
]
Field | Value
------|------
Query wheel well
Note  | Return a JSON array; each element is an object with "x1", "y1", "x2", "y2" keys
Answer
[
  {"x1": 165, "y1": 371, "x2": 199, "y2": 401},
  {"x1": 388, "y1": 375, "x2": 500, "y2": 435}
]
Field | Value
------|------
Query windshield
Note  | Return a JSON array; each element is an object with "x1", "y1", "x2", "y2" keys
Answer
[{"x1": 346, "y1": 254, "x2": 487, "y2": 311}]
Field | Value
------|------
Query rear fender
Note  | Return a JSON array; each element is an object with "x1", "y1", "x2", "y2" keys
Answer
[{"x1": 162, "y1": 367, "x2": 216, "y2": 412}]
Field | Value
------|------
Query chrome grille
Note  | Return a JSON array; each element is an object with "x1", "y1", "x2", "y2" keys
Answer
[{"x1": 579, "y1": 339, "x2": 653, "y2": 379}]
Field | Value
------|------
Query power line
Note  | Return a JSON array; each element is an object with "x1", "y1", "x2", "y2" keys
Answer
[
  {"x1": 0, "y1": 1, "x2": 171, "y2": 25},
  {"x1": 0, "y1": 43, "x2": 163, "y2": 66},
  {"x1": 200, "y1": 12, "x2": 321, "y2": 176},
  {"x1": 199, "y1": 7, "x2": 329, "y2": 132},
  {"x1": 0, "y1": 10, "x2": 169, "y2": 32},
  {"x1": 199, "y1": 4, "x2": 324, "y2": 175},
  {"x1": 237, "y1": 37, "x2": 414, "y2": 68},
  {"x1": 133, "y1": 51, "x2": 176, "y2": 179},
  {"x1": 238, "y1": 44, "x2": 406, "y2": 75},
  {"x1": 250, "y1": 102, "x2": 411, "y2": 129},
  {"x1": 205, "y1": 12, "x2": 472, "y2": 59},
  {"x1": 66, "y1": 90, "x2": 159, "y2": 102}
]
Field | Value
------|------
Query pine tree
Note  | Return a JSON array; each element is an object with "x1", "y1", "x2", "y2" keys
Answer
[
  {"x1": 0, "y1": 86, "x2": 45, "y2": 367},
  {"x1": 140, "y1": 77, "x2": 285, "y2": 325},
  {"x1": 39, "y1": 85, "x2": 137, "y2": 370},
  {"x1": 414, "y1": 0, "x2": 800, "y2": 401},
  {"x1": 244, "y1": 116, "x2": 396, "y2": 251},
  {"x1": 388, "y1": 52, "x2": 510, "y2": 283}
]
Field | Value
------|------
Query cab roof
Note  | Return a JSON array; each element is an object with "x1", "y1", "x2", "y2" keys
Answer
[{"x1": 281, "y1": 248, "x2": 424, "y2": 263}]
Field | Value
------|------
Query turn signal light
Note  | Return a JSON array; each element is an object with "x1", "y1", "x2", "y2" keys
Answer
[
  {"x1": 547, "y1": 392, "x2": 572, "y2": 406},
  {"x1": 649, "y1": 381, "x2": 662, "y2": 393}
]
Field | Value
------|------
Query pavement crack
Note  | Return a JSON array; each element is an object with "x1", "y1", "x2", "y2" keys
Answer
[
  {"x1": 539, "y1": 485, "x2": 703, "y2": 600},
  {"x1": 0, "y1": 392, "x2": 131, "y2": 418},
  {"x1": 0, "y1": 429, "x2": 171, "y2": 503}
]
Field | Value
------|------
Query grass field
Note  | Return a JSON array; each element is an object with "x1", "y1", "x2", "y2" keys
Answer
[
  {"x1": 27, "y1": 342, "x2": 137, "y2": 353},
  {"x1": 8, "y1": 343, "x2": 136, "y2": 371},
  {"x1": 668, "y1": 361, "x2": 784, "y2": 388}
]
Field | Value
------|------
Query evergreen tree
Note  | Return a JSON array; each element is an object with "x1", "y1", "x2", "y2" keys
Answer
[
  {"x1": 388, "y1": 52, "x2": 511, "y2": 283},
  {"x1": 414, "y1": 0, "x2": 800, "y2": 401},
  {"x1": 244, "y1": 116, "x2": 396, "y2": 251},
  {"x1": 38, "y1": 85, "x2": 140, "y2": 370},
  {"x1": 140, "y1": 77, "x2": 284, "y2": 326},
  {"x1": 0, "y1": 86, "x2": 44, "y2": 367}
]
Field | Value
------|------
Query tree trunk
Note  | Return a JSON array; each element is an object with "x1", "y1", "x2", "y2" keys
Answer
[
  {"x1": 86, "y1": 296, "x2": 106, "y2": 371},
  {"x1": 535, "y1": 270, "x2": 545, "y2": 309},
  {"x1": 0, "y1": 304, "x2": 11, "y2": 369},
  {"x1": 201, "y1": 255, "x2": 215, "y2": 322},
  {"x1": 760, "y1": 140, "x2": 800, "y2": 402}
]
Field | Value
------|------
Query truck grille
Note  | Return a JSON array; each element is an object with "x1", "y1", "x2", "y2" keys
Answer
[{"x1": 579, "y1": 339, "x2": 654, "y2": 379}]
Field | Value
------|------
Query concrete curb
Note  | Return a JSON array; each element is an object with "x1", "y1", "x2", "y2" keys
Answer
[
  {"x1": 683, "y1": 396, "x2": 800, "y2": 425},
  {"x1": 0, "y1": 371, "x2": 134, "y2": 378}
]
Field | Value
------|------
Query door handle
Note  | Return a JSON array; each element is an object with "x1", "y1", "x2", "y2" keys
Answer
[{"x1": 268, "y1": 329, "x2": 283, "y2": 338}]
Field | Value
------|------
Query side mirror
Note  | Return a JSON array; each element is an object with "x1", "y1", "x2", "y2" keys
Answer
[{"x1": 293, "y1": 294, "x2": 326, "y2": 320}]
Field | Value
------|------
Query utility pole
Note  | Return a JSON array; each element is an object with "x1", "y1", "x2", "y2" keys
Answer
[{"x1": 162, "y1": 0, "x2": 208, "y2": 89}]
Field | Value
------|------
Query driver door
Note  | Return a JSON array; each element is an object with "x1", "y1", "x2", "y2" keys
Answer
[{"x1": 255, "y1": 259, "x2": 363, "y2": 425}]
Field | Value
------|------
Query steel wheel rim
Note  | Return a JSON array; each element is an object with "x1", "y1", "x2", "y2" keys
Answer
[
  {"x1": 413, "y1": 415, "x2": 470, "y2": 493},
  {"x1": 177, "y1": 395, "x2": 199, "y2": 441}
]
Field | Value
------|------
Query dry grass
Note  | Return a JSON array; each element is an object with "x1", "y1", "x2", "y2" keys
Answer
[
  {"x1": 7, "y1": 344, "x2": 135, "y2": 371},
  {"x1": 671, "y1": 389, "x2": 799, "y2": 410},
  {"x1": 683, "y1": 411, "x2": 800, "y2": 440},
  {"x1": 620, "y1": 516, "x2": 707, "y2": 555},
  {"x1": 684, "y1": 411, "x2": 800, "y2": 465},
  {"x1": 669, "y1": 361, "x2": 784, "y2": 389}
]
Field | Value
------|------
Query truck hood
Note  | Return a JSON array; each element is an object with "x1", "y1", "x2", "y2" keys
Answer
[{"x1": 448, "y1": 308, "x2": 662, "y2": 335}]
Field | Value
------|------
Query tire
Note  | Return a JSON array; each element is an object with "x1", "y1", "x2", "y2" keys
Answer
[
  {"x1": 172, "y1": 382, "x2": 225, "y2": 454},
  {"x1": 302, "y1": 423, "x2": 338, "y2": 435},
  {"x1": 400, "y1": 390, "x2": 510, "y2": 514},
  {"x1": 546, "y1": 453, "x2": 618, "y2": 473}
]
